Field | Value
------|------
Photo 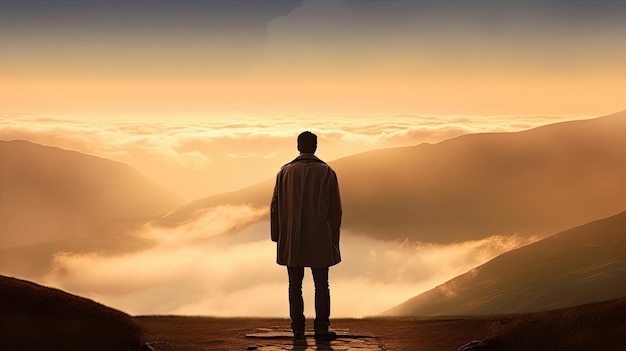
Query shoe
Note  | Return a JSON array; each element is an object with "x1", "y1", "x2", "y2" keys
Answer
[
  {"x1": 293, "y1": 332, "x2": 307, "y2": 346},
  {"x1": 314, "y1": 331, "x2": 338, "y2": 341}
]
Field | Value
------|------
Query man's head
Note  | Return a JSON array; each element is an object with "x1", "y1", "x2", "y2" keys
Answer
[{"x1": 297, "y1": 131, "x2": 317, "y2": 154}]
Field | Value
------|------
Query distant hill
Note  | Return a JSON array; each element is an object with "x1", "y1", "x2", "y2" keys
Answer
[
  {"x1": 382, "y1": 211, "x2": 626, "y2": 316},
  {"x1": 0, "y1": 275, "x2": 143, "y2": 351},
  {"x1": 161, "y1": 111, "x2": 626, "y2": 243},
  {"x1": 0, "y1": 140, "x2": 184, "y2": 248}
]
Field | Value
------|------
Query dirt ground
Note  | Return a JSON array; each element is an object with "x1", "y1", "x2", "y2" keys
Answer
[
  {"x1": 133, "y1": 297, "x2": 626, "y2": 351},
  {"x1": 134, "y1": 316, "x2": 496, "y2": 351}
]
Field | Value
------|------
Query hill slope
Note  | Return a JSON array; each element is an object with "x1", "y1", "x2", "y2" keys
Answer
[
  {"x1": 383, "y1": 210, "x2": 626, "y2": 316},
  {"x1": 0, "y1": 275, "x2": 143, "y2": 351},
  {"x1": 0, "y1": 140, "x2": 184, "y2": 248},
  {"x1": 161, "y1": 111, "x2": 626, "y2": 243}
]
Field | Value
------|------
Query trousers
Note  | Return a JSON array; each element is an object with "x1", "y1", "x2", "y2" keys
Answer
[{"x1": 287, "y1": 266, "x2": 330, "y2": 334}]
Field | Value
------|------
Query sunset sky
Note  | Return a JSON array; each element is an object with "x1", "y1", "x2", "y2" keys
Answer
[
  {"x1": 2, "y1": 0, "x2": 625, "y2": 199},
  {"x1": 2, "y1": 0, "x2": 625, "y2": 116}
]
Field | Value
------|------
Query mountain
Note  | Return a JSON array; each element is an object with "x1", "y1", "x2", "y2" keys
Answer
[
  {"x1": 382, "y1": 210, "x2": 626, "y2": 316},
  {"x1": 0, "y1": 140, "x2": 184, "y2": 249},
  {"x1": 0, "y1": 275, "x2": 143, "y2": 351},
  {"x1": 161, "y1": 111, "x2": 626, "y2": 243}
]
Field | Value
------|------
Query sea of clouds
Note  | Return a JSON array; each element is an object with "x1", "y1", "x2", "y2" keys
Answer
[
  {"x1": 43, "y1": 205, "x2": 535, "y2": 317},
  {"x1": 0, "y1": 114, "x2": 581, "y2": 200}
]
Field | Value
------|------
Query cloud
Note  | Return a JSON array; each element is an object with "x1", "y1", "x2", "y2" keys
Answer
[
  {"x1": 0, "y1": 114, "x2": 591, "y2": 200},
  {"x1": 144, "y1": 205, "x2": 268, "y2": 246},
  {"x1": 43, "y1": 205, "x2": 536, "y2": 317}
]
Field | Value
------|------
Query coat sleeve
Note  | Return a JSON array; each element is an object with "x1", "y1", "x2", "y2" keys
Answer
[
  {"x1": 270, "y1": 171, "x2": 280, "y2": 242},
  {"x1": 328, "y1": 169, "x2": 342, "y2": 245}
]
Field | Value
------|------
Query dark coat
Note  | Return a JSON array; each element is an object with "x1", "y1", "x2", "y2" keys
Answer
[{"x1": 270, "y1": 153, "x2": 342, "y2": 267}]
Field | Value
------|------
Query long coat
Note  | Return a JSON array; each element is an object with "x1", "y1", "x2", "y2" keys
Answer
[{"x1": 270, "y1": 153, "x2": 342, "y2": 267}]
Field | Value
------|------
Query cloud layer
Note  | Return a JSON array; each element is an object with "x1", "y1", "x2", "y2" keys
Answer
[
  {"x1": 44, "y1": 205, "x2": 536, "y2": 317},
  {"x1": 0, "y1": 114, "x2": 589, "y2": 200}
]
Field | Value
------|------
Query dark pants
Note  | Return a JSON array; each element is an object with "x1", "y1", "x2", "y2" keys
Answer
[{"x1": 287, "y1": 266, "x2": 330, "y2": 334}]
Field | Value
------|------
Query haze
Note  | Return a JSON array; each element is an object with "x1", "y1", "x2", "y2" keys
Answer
[{"x1": 43, "y1": 205, "x2": 534, "y2": 317}]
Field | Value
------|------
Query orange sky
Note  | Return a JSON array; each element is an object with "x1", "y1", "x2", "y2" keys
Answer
[{"x1": 2, "y1": 1, "x2": 625, "y2": 117}]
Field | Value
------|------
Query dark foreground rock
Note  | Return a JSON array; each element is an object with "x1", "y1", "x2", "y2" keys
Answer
[
  {"x1": 0, "y1": 275, "x2": 144, "y2": 351},
  {"x1": 458, "y1": 297, "x2": 626, "y2": 351}
]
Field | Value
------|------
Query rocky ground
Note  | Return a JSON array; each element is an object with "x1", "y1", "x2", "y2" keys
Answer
[{"x1": 134, "y1": 316, "x2": 495, "y2": 351}]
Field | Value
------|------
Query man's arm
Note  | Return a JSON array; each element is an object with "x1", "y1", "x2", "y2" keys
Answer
[
  {"x1": 328, "y1": 169, "x2": 342, "y2": 245},
  {"x1": 270, "y1": 172, "x2": 280, "y2": 242}
]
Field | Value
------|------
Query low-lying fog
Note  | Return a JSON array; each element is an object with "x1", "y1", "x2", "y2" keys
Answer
[{"x1": 44, "y1": 205, "x2": 534, "y2": 317}]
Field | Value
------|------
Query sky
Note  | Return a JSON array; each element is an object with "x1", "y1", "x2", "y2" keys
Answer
[
  {"x1": 1, "y1": 0, "x2": 625, "y2": 316},
  {"x1": 1, "y1": 0, "x2": 625, "y2": 117}
]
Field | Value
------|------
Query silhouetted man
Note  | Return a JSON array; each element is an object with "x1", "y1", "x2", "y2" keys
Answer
[{"x1": 271, "y1": 131, "x2": 342, "y2": 341}]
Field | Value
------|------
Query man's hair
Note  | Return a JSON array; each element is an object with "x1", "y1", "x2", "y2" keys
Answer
[{"x1": 297, "y1": 131, "x2": 317, "y2": 153}]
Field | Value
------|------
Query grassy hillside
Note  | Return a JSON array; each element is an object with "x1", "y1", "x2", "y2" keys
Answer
[
  {"x1": 0, "y1": 275, "x2": 143, "y2": 351},
  {"x1": 384, "y1": 211, "x2": 626, "y2": 316},
  {"x1": 0, "y1": 140, "x2": 184, "y2": 279},
  {"x1": 0, "y1": 140, "x2": 184, "y2": 248}
]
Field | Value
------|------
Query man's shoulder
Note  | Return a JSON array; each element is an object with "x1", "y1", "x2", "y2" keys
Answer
[
  {"x1": 281, "y1": 158, "x2": 334, "y2": 178},
  {"x1": 284, "y1": 154, "x2": 327, "y2": 167}
]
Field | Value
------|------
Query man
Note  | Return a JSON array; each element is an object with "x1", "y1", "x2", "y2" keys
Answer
[{"x1": 270, "y1": 131, "x2": 342, "y2": 341}]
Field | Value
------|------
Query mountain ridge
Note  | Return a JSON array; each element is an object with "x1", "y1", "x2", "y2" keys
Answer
[
  {"x1": 0, "y1": 139, "x2": 184, "y2": 248},
  {"x1": 159, "y1": 111, "x2": 626, "y2": 244},
  {"x1": 382, "y1": 210, "x2": 626, "y2": 316}
]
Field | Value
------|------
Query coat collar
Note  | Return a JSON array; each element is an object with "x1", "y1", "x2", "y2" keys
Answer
[
  {"x1": 283, "y1": 153, "x2": 326, "y2": 168},
  {"x1": 294, "y1": 153, "x2": 321, "y2": 162}
]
